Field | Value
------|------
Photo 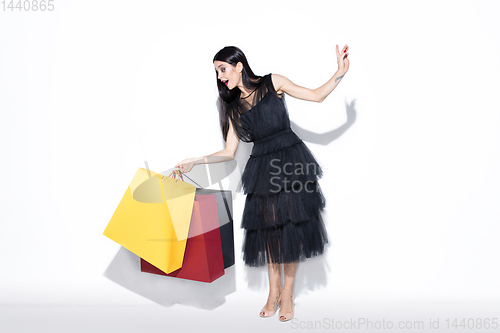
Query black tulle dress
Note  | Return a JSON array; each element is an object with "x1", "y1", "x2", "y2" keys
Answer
[{"x1": 227, "y1": 73, "x2": 328, "y2": 267}]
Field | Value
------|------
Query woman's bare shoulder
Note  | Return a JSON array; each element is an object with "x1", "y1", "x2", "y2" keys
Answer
[
  {"x1": 270, "y1": 73, "x2": 286, "y2": 96},
  {"x1": 270, "y1": 73, "x2": 318, "y2": 102}
]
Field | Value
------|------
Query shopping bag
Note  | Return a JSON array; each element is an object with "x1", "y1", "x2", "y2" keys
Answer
[
  {"x1": 103, "y1": 168, "x2": 196, "y2": 274},
  {"x1": 141, "y1": 194, "x2": 225, "y2": 283},
  {"x1": 195, "y1": 188, "x2": 235, "y2": 269}
]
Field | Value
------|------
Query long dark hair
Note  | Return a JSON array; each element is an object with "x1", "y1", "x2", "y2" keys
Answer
[{"x1": 213, "y1": 46, "x2": 264, "y2": 142}]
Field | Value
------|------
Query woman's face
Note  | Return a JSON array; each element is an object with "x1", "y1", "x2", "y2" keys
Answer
[{"x1": 214, "y1": 61, "x2": 240, "y2": 90}]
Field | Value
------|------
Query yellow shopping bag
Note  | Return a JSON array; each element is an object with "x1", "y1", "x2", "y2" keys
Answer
[{"x1": 103, "y1": 168, "x2": 196, "y2": 274}]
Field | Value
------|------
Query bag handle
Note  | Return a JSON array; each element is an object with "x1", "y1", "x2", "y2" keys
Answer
[
  {"x1": 166, "y1": 169, "x2": 204, "y2": 189},
  {"x1": 170, "y1": 170, "x2": 232, "y2": 222},
  {"x1": 167, "y1": 169, "x2": 185, "y2": 182}
]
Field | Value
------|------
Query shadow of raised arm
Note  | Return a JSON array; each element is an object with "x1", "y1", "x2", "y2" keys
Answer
[{"x1": 290, "y1": 98, "x2": 357, "y2": 145}]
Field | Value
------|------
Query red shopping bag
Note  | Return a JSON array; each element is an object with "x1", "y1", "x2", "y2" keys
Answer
[
  {"x1": 141, "y1": 194, "x2": 225, "y2": 283},
  {"x1": 195, "y1": 188, "x2": 234, "y2": 270}
]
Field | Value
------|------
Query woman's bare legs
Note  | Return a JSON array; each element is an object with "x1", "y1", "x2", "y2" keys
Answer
[
  {"x1": 280, "y1": 262, "x2": 298, "y2": 315},
  {"x1": 260, "y1": 262, "x2": 283, "y2": 315}
]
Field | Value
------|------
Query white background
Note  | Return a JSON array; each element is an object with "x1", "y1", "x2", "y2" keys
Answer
[{"x1": 1, "y1": 0, "x2": 499, "y2": 332}]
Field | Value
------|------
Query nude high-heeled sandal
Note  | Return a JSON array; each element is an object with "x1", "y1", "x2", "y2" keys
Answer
[
  {"x1": 279, "y1": 294, "x2": 294, "y2": 322},
  {"x1": 259, "y1": 292, "x2": 282, "y2": 318}
]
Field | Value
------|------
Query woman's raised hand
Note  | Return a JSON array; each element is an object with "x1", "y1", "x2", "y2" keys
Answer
[
  {"x1": 174, "y1": 158, "x2": 196, "y2": 173},
  {"x1": 336, "y1": 44, "x2": 349, "y2": 75}
]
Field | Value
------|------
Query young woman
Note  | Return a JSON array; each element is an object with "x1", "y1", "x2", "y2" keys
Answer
[{"x1": 175, "y1": 45, "x2": 349, "y2": 322}]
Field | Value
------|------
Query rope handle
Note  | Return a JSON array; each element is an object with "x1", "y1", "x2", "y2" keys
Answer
[
  {"x1": 160, "y1": 169, "x2": 203, "y2": 188},
  {"x1": 167, "y1": 169, "x2": 184, "y2": 182}
]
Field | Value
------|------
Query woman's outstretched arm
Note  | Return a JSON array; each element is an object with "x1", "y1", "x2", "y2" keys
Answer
[
  {"x1": 174, "y1": 117, "x2": 240, "y2": 173},
  {"x1": 272, "y1": 44, "x2": 350, "y2": 103}
]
